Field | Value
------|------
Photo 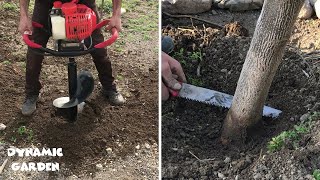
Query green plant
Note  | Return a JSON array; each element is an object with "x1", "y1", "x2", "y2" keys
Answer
[
  {"x1": 188, "y1": 77, "x2": 203, "y2": 86},
  {"x1": 268, "y1": 123, "x2": 310, "y2": 152},
  {"x1": 173, "y1": 48, "x2": 186, "y2": 65},
  {"x1": 2, "y1": 2, "x2": 17, "y2": 11},
  {"x1": 17, "y1": 126, "x2": 34, "y2": 141},
  {"x1": 10, "y1": 136, "x2": 16, "y2": 143},
  {"x1": 116, "y1": 74, "x2": 124, "y2": 81},
  {"x1": 96, "y1": 0, "x2": 113, "y2": 14},
  {"x1": 2, "y1": 60, "x2": 11, "y2": 65},
  {"x1": 313, "y1": 169, "x2": 320, "y2": 180},
  {"x1": 122, "y1": 0, "x2": 141, "y2": 12},
  {"x1": 190, "y1": 51, "x2": 203, "y2": 62}
]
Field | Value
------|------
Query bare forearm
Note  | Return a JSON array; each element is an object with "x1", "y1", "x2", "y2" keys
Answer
[
  {"x1": 20, "y1": 0, "x2": 30, "y2": 17},
  {"x1": 112, "y1": 0, "x2": 121, "y2": 17}
]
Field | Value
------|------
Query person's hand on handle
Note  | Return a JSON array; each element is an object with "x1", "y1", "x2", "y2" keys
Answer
[
  {"x1": 106, "y1": 15, "x2": 122, "y2": 32},
  {"x1": 106, "y1": 0, "x2": 122, "y2": 32},
  {"x1": 162, "y1": 52, "x2": 186, "y2": 101}
]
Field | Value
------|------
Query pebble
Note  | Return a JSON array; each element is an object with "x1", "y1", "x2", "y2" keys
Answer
[
  {"x1": 171, "y1": 147, "x2": 178, "y2": 151},
  {"x1": 212, "y1": 9, "x2": 218, "y2": 15},
  {"x1": 298, "y1": 0, "x2": 313, "y2": 19},
  {"x1": 145, "y1": 143, "x2": 151, "y2": 149},
  {"x1": 121, "y1": 8, "x2": 126, "y2": 14},
  {"x1": 305, "y1": 174, "x2": 314, "y2": 179},
  {"x1": 96, "y1": 163, "x2": 103, "y2": 171},
  {"x1": 221, "y1": 69, "x2": 228, "y2": 73},
  {"x1": 224, "y1": 156, "x2": 231, "y2": 163},
  {"x1": 135, "y1": 144, "x2": 140, "y2": 150},
  {"x1": 217, "y1": 172, "x2": 225, "y2": 178},
  {"x1": 0, "y1": 124, "x2": 6, "y2": 131},
  {"x1": 235, "y1": 175, "x2": 239, "y2": 180},
  {"x1": 290, "y1": 117, "x2": 295, "y2": 122},
  {"x1": 106, "y1": 147, "x2": 113, "y2": 154},
  {"x1": 300, "y1": 113, "x2": 310, "y2": 122},
  {"x1": 265, "y1": 173, "x2": 273, "y2": 179},
  {"x1": 245, "y1": 155, "x2": 252, "y2": 164},
  {"x1": 282, "y1": 175, "x2": 289, "y2": 180},
  {"x1": 253, "y1": 173, "x2": 262, "y2": 179}
]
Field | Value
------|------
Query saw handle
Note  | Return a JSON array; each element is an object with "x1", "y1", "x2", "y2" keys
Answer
[
  {"x1": 170, "y1": 90, "x2": 179, "y2": 97},
  {"x1": 168, "y1": 81, "x2": 183, "y2": 97},
  {"x1": 22, "y1": 20, "x2": 118, "y2": 57}
]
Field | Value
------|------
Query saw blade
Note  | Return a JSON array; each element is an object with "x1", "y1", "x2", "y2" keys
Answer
[{"x1": 178, "y1": 83, "x2": 282, "y2": 118}]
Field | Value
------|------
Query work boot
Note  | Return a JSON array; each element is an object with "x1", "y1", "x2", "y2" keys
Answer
[
  {"x1": 21, "y1": 95, "x2": 38, "y2": 116},
  {"x1": 103, "y1": 89, "x2": 125, "y2": 105}
]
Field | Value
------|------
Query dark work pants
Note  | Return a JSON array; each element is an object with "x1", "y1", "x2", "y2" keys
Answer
[{"x1": 26, "y1": 0, "x2": 116, "y2": 96}]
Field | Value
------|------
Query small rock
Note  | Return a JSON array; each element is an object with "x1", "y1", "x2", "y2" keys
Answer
[
  {"x1": 245, "y1": 155, "x2": 252, "y2": 164},
  {"x1": 145, "y1": 143, "x2": 151, "y2": 149},
  {"x1": 253, "y1": 173, "x2": 262, "y2": 179},
  {"x1": 224, "y1": 156, "x2": 231, "y2": 163},
  {"x1": 212, "y1": 9, "x2": 218, "y2": 15},
  {"x1": 171, "y1": 147, "x2": 178, "y2": 151},
  {"x1": 96, "y1": 163, "x2": 103, "y2": 171},
  {"x1": 0, "y1": 124, "x2": 6, "y2": 131},
  {"x1": 121, "y1": 8, "x2": 126, "y2": 14},
  {"x1": 135, "y1": 144, "x2": 140, "y2": 150},
  {"x1": 221, "y1": 69, "x2": 228, "y2": 73},
  {"x1": 282, "y1": 175, "x2": 289, "y2": 180},
  {"x1": 300, "y1": 113, "x2": 310, "y2": 122},
  {"x1": 298, "y1": 0, "x2": 314, "y2": 19},
  {"x1": 265, "y1": 173, "x2": 273, "y2": 179},
  {"x1": 106, "y1": 147, "x2": 113, "y2": 154},
  {"x1": 305, "y1": 174, "x2": 314, "y2": 179},
  {"x1": 235, "y1": 175, "x2": 239, "y2": 180},
  {"x1": 290, "y1": 117, "x2": 295, "y2": 122},
  {"x1": 217, "y1": 172, "x2": 225, "y2": 178},
  {"x1": 234, "y1": 160, "x2": 249, "y2": 172}
]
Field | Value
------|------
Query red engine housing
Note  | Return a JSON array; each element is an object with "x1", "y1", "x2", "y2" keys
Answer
[{"x1": 60, "y1": 2, "x2": 97, "y2": 41}]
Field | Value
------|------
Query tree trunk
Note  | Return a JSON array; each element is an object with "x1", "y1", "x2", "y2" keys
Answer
[{"x1": 221, "y1": 0, "x2": 304, "y2": 144}]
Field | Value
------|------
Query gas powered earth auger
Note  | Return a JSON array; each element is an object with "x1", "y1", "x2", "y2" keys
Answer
[{"x1": 22, "y1": 0, "x2": 118, "y2": 122}]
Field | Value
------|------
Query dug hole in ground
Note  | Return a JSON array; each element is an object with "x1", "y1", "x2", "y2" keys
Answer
[
  {"x1": 0, "y1": 0, "x2": 159, "y2": 179},
  {"x1": 162, "y1": 5, "x2": 320, "y2": 180}
]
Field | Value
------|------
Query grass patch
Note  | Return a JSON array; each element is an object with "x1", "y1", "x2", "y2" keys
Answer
[
  {"x1": 313, "y1": 169, "x2": 320, "y2": 180},
  {"x1": 188, "y1": 77, "x2": 203, "y2": 86},
  {"x1": 116, "y1": 74, "x2": 124, "y2": 81},
  {"x1": 97, "y1": 0, "x2": 113, "y2": 14},
  {"x1": 16, "y1": 126, "x2": 34, "y2": 142},
  {"x1": 1, "y1": 2, "x2": 18, "y2": 11},
  {"x1": 97, "y1": 0, "x2": 144, "y2": 14},
  {"x1": 268, "y1": 112, "x2": 320, "y2": 152},
  {"x1": 190, "y1": 51, "x2": 203, "y2": 62},
  {"x1": 2, "y1": 60, "x2": 11, "y2": 65},
  {"x1": 173, "y1": 48, "x2": 185, "y2": 65}
]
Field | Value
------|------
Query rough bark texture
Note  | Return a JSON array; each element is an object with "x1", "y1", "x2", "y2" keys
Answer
[{"x1": 221, "y1": 0, "x2": 304, "y2": 144}]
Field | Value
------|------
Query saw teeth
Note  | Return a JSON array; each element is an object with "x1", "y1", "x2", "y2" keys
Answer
[{"x1": 178, "y1": 96, "x2": 281, "y2": 118}]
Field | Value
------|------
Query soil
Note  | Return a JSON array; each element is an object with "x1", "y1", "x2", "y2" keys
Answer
[
  {"x1": 0, "y1": 0, "x2": 158, "y2": 179},
  {"x1": 162, "y1": 9, "x2": 320, "y2": 180}
]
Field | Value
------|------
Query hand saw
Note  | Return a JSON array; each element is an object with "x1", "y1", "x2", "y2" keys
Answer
[{"x1": 171, "y1": 83, "x2": 282, "y2": 118}]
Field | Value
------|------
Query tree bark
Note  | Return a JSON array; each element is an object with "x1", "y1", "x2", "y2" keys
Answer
[{"x1": 221, "y1": 0, "x2": 304, "y2": 144}]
